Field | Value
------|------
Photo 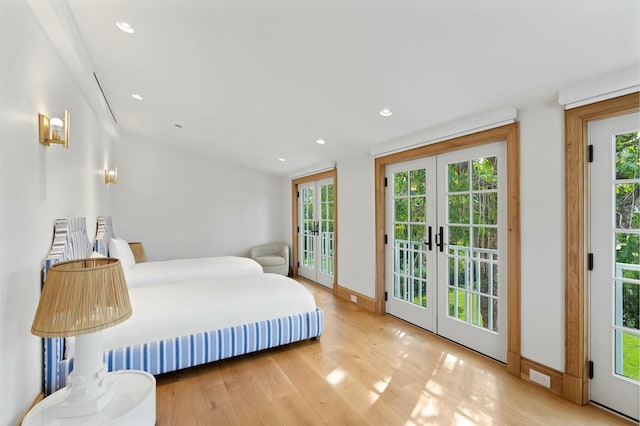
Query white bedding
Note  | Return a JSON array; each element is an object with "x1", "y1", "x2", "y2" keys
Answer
[
  {"x1": 66, "y1": 273, "x2": 316, "y2": 357},
  {"x1": 124, "y1": 256, "x2": 263, "y2": 288}
]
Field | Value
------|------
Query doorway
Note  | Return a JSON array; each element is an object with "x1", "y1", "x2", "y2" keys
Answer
[
  {"x1": 298, "y1": 177, "x2": 335, "y2": 288},
  {"x1": 385, "y1": 142, "x2": 507, "y2": 362},
  {"x1": 292, "y1": 169, "x2": 337, "y2": 290},
  {"x1": 589, "y1": 111, "x2": 639, "y2": 420},
  {"x1": 374, "y1": 123, "x2": 521, "y2": 375}
]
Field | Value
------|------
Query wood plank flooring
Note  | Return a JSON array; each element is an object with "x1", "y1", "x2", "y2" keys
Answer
[{"x1": 155, "y1": 279, "x2": 633, "y2": 425}]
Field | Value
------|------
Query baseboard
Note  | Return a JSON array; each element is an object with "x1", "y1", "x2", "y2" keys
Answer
[
  {"x1": 18, "y1": 392, "x2": 44, "y2": 425},
  {"x1": 335, "y1": 284, "x2": 376, "y2": 312},
  {"x1": 507, "y1": 350, "x2": 521, "y2": 377},
  {"x1": 562, "y1": 372, "x2": 588, "y2": 405},
  {"x1": 520, "y1": 358, "x2": 564, "y2": 396}
]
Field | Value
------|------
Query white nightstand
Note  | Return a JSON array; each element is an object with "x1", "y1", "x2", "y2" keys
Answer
[{"x1": 23, "y1": 371, "x2": 156, "y2": 426}]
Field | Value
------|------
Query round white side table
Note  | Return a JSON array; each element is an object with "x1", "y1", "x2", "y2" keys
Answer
[{"x1": 23, "y1": 370, "x2": 156, "y2": 426}]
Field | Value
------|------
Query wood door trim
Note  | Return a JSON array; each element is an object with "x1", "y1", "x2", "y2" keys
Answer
[
  {"x1": 291, "y1": 169, "x2": 338, "y2": 291},
  {"x1": 563, "y1": 92, "x2": 640, "y2": 404},
  {"x1": 374, "y1": 123, "x2": 521, "y2": 375}
]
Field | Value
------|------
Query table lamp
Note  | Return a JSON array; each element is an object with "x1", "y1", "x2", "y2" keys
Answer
[{"x1": 30, "y1": 258, "x2": 132, "y2": 418}]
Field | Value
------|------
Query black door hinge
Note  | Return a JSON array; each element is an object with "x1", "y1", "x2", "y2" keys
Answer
[
  {"x1": 588, "y1": 253, "x2": 594, "y2": 271},
  {"x1": 588, "y1": 145, "x2": 594, "y2": 163},
  {"x1": 297, "y1": 261, "x2": 300, "y2": 268},
  {"x1": 297, "y1": 191, "x2": 300, "y2": 198},
  {"x1": 385, "y1": 291, "x2": 388, "y2": 301},
  {"x1": 384, "y1": 177, "x2": 388, "y2": 187},
  {"x1": 384, "y1": 234, "x2": 388, "y2": 244},
  {"x1": 588, "y1": 360, "x2": 594, "y2": 379},
  {"x1": 297, "y1": 226, "x2": 300, "y2": 233}
]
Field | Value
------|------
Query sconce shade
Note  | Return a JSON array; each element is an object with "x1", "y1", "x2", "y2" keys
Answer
[
  {"x1": 49, "y1": 117, "x2": 64, "y2": 129},
  {"x1": 31, "y1": 258, "x2": 132, "y2": 338}
]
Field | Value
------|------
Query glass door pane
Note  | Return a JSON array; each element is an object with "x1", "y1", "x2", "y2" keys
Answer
[
  {"x1": 298, "y1": 183, "x2": 315, "y2": 281},
  {"x1": 446, "y1": 157, "x2": 499, "y2": 332},
  {"x1": 319, "y1": 182, "x2": 335, "y2": 276},
  {"x1": 613, "y1": 132, "x2": 640, "y2": 382},
  {"x1": 437, "y1": 142, "x2": 507, "y2": 363},
  {"x1": 392, "y1": 168, "x2": 428, "y2": 307},
  {"x1": 316, "y1": 177, "x2": 335, "y2": 288},
  {"x1": 385, "y1": 158, "x2": 437, "y2": 332}
]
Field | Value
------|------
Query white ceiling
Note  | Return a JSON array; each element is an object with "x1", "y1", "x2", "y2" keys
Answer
[{"x1": 63, "y1": 0, "x2": 639, "y2": 175}]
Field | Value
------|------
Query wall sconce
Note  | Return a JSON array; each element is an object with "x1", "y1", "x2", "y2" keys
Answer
[
  {"x1": 39, "y1": 110, "x2": 69, "y2": 150},
  {"x1": 104, "y1": 167, "x2": 118, "y2": 184}
]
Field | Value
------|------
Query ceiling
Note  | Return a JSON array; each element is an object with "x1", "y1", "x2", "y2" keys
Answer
[{"x1": 63, "y1": 0, "x2": 639, "y2": 176}]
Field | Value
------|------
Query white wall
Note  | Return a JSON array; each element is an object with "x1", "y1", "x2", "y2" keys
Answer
[
  {"x1": 0, "y1": 0, "x2": 117, "y2": 423},
  {"x1": 0, "y1": 1, "x2": 4, "y2": 415},
  {"x1": 519, "y1": 102, "x2": 565, "y2": 371},
  {"x1": 113, "y1": 135, "x2": 288, "y2": 260},
  {"x1": 336, "y1": 157, "x2": 376, "y2": 298}
]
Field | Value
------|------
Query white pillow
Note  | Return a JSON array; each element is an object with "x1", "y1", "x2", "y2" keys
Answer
[{"x1": 109, "y1": 237, "x2": 135, "y2": 272}]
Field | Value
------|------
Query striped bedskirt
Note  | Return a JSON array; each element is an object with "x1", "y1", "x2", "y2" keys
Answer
[{"x1": 44, "y1": 308, "x2": 324, "y2": 395}]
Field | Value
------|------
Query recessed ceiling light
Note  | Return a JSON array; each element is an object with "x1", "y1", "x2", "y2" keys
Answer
[
  {"x1": 131, "y1": 94, "x2": 143, "y2": 101},
  {"x1": 116, "y1": 21, "x2": 134, "y2": 34},
  {"x1": 278, "y1": 158, "x2": 286, "y2": 162},
  {"x1": 379, "y1": 108, "x2": 393, "y2": 117},
  {"x1": 316, "y1": 139, "x2": 326, "y2": 145}
]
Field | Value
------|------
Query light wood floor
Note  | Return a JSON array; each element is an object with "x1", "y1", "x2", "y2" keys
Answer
[{"x1": 156, "y1": 279, "x2": 633, "y2": 425}]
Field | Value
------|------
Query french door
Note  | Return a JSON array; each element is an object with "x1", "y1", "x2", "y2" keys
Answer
[
  {"x1": 299, "y1": 177, "x2": 335, "y2": 288},
  {"x1": 385, "y1": 158, "x2": 437, "y2": 331},
  {"x1": 589, "y1": 111, "x2": 639, "y2": 421},
  {"x1": 386, "y1": 142, "x2": 507, "y2": 362}
]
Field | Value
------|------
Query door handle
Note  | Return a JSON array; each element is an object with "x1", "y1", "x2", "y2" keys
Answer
[
  {"x1": 436, "y1": 226, "x2": 444, "y2": 252},
  {"x1": 425, "y1": 226, "x2": 433, "y2": 251}
]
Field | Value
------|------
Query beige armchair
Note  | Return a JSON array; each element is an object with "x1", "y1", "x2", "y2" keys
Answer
[{"x1": 250, "y1": 243, "x2": 290, "y2": 275}]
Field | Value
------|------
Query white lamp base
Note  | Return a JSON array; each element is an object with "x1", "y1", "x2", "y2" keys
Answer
[
  {"x1": 57, "y1": 366, "x2": 115, "y2": 417},
  {"x1": 23, "y1": 371, "x2": 156, "y2": 426},
  {"x1": 57, "y1": 332, "x2": 115, "y2": 417}
]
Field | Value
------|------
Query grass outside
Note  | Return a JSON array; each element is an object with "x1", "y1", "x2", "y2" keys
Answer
[
  {"x1": 448, "y1": 287, "x2": 486, "y2": 328},
  {"x1": 621, "y1": 332, "x2": 640, "y2": 381}
]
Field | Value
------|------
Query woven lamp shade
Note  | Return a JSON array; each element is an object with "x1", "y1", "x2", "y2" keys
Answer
[{"x1": 31, "y1": 258, "x2": 132, "y2": 338}]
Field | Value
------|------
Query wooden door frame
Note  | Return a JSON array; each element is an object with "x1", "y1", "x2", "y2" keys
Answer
[
  {"x1": 374, "y1": 123, "x2": 521, "y2": 376},
  {"x1": 563, "y1": 92, "x2": 640, "y2": 405},
  {"x1": 291, "y1": 169, "x2": 338, "y2": 291}
]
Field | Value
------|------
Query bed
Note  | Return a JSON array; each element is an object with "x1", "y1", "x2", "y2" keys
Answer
[
  {"x1": 41, "y1": 218, "x2": 323, "y2": 395},
  {"x1": 94, "y1": 216, "x2": 264, "y2": 287}
]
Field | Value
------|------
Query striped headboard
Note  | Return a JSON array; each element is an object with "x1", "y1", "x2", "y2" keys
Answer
[
  {"x1": 42, "y1": 217, "x2": 92, "y2": 395},
  {"x1": 94, "y1": 216, "x2": 115, "y2": 256},
  {"x1": 43, "y1": 217, "x2": 93, "y2": 275}
]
